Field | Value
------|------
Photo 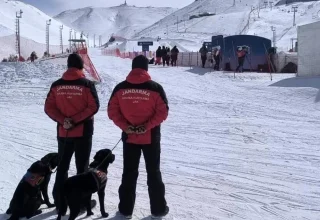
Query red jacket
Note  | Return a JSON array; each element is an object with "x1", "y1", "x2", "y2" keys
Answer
[
  {"x1": 44, "y1": 68, "x2": 100, "y2": 137},
  {"x1": 107, "y1": 68, "x2": 169, "y2": 145}
]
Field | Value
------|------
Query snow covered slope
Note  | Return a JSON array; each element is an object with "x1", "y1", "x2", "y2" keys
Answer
[
  {"x1": 247, "y1": 1, "x2": 320, "y2": 51},
  {"x1": 1, "y1": 50, "x2": 320, "y2": 219},
  {"x1": 0, "y1": 0, "x2": 73, "y2": 59},
  {"x1": 133, "y1": 0, "x2": 261, "y2": 49},
  {"x1": 54, "y1": 4, "x2": 177, "y2": 41},
  {"x1": 133, "y1": 0, "x2": 320, "y2": 52}
]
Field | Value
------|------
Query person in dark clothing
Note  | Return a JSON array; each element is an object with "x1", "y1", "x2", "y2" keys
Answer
[
  {"x1": 236, "y1": 47, "x2": 247, "y2": 73},
  {"x1": 44, "y1": 53, "x2": 100, "y2": 212},
  {"x1": 155, "y1": 46, "x2": 162, "y2": 65},
  {"x1": 213, "y1": 48, "x2": 221, "y2": 71},
  {"x1": 107, "y1": 55, "x2": 169, "y2": 219},
  {"x1": 30, "y1": 52, "x2": 38, "y2": 62},
  {"x1": 166, "y1": 47, "x2": 171, "y2": 66},
  {"x1": 161, "y1": 46, "x2": 167, "y2": 67},
  {"x1": 149, "y1": 57, "x2": 155, "y2": 64},
  {"x1": 199, "y1": 44, "x2": 208, "y2": 68},
  {"x1": 170, "y1": 46, "x2": 179, "y2": 66}
]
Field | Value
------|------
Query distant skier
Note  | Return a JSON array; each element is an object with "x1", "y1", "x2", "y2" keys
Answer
[
  {"x1": 30, "y1": 51, "x2": 38, "y2": 62},
  {"x1": 161, "y1": 46, "x2": 167, "y2": 67},
  {"x1": 155, "y1": 46, "x2": 162, "y2": 65},
  {"x1": 236, "y1": 47, "x2": 247, "y2": 73},
  {"x1": 213, "y1": 47, "x2": 221, "y2": 71},
  {"x1": 170, "y1": 46, "x2": 179, "y2": 66},
  {"x1": 166, "y1": 47, "x2": 171, "y2": 66},
  {"x1": 199, "y1": 44, "x2": 208, "y2": 68}
]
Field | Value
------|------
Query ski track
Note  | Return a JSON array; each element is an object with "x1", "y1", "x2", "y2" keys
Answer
[{"x1": 0, "y1": 49, "x2": 320, "y2": 220}]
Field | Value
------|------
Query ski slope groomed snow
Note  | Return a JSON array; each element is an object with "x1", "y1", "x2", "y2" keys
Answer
[{"x1": 1, "y1": 49, "x2": 320, "y2": 220}]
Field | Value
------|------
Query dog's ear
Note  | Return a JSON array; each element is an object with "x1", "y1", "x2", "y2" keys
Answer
[
  {"x1": 41, "y1": 153, "x2": 57, "y2": 165},
  {"x1": 50, "y1": 154, "x2": 59, "y2": 169},
  {"x1": 109, "y1": 154, "x2": 115, "y2": 164},
  {"x1": 94, "y1": 150, "x2": 105, "y2": 161},
  {"x1": 89, "y1": 160, "x2": 99, "y2": 168}
]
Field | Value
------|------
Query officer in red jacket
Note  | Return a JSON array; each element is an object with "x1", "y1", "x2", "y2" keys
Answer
[
  {"x1": 108, "y1": 55, "x2": 169, "y2": 219},
  {"x1": 44, "y1": 53, "x2": 99, "y2": 211}
]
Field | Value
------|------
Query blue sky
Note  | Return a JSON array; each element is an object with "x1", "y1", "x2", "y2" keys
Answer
[{"x1": 19, "y1": 0, "x2": 193, "y2": 16}]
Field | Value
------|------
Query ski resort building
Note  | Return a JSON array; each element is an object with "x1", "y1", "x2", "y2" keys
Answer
[
  {"x1": 211, "y1": 35, "x2": 272, "y2": 72},
  {"x1": 297, "y1": 21, "x2": 320, "y2": 76}
]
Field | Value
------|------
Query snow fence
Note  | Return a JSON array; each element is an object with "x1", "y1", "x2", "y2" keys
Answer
[{"x1": 101, "y1": 48, "x2": 216, "y2": 68}]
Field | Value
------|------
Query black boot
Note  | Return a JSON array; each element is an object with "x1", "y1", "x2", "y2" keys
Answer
[{"x1": 151, "y1": 206, "x2": 169, "y2": 219}]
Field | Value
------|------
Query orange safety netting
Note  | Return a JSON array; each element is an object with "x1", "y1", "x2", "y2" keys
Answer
[{"x1": 78, "y1": 48, "x2": 101, "y2": 82}]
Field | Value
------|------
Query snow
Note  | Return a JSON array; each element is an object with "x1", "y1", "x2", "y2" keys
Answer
[
  {"x1": 54, "y1": 5, "x2": 177, "y2": 41},
  {"x1": 0, "y1": 35, "x2": 69, "y2": 61},
  {"x1": 0, "y1": 49, "x2": 320, "y2": 219},
  {"x1": 0, "y1": 0, "x2": 75, "y2": 59}
]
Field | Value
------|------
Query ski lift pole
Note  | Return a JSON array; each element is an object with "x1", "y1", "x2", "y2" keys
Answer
[
  {"x1": 231, "y1": 41, "x2": 237, "y2": 78},
  {"x1": 263, "y1": 43, "x2": 274, "y2": 81},
  {"x1": 245, "y1": 54, "x2": 253, "y2": 72}
]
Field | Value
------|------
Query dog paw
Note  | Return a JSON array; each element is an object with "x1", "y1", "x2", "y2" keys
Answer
[
  {"x1": 101, "y1": 212, "x2": 109, "y2": 218},
  {"x1": 87, "y1": 211, "x2": 94, "y2": 216},
  {"x1": 26, "y1": 210, "x2": 42, "y2": 219}
]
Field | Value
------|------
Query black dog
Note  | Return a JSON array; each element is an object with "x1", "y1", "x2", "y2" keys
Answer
[
  {"x1": 6, "y1": 153, "x2": 59, "y2": 220},
  {"x1": 57, "y1": 149, "x2": 115, "y2": 220}
]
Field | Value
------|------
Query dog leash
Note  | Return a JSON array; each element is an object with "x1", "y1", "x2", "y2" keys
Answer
[
  {"x1": 51, "y1": 130, "x2": 69, "y2": 174},
  {"x1": 96, "y1": 137, "x2": 122, "y2": 170}
]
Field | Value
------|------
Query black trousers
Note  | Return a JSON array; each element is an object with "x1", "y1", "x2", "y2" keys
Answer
[
  {"x1": 162, "y1": 56, "x2": 167, "y2": 66},
  {"x1": 201, "y1": 55, "x2": 207, "y2": 67},
  {"x1": 214, "y1": 57, "x2": 220, "y2": 70},
  {"x1": 236, "y1": 57, "x2": 245, "y2": 72},
  {"x1": 52, "y1": 136, "x2": 92, "y2": 208},
  {"x1": 171, "y1": 55, "x2": 177, "y2": 66},
  {"x1": 118, "y1": 142, "x2": 167, "y2": 215}
]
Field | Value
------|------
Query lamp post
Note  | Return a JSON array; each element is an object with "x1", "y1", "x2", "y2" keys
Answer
[
  {"x1": 269, "y1": 1, "x2": 273, "y2": 10},
  {"x1": 15, "y1": 9, "x2": 23, "y2": 60},
  {"x1": 292, "y1": 5, "x2": 298, "y2": 26},
  {"x1": 99, "y1": 35, "x2": 102, "y2": 47},
  {"x1": 69, "y1": 29, "x2": 72, "y2": 51},
  {"x1": 87, "y1": 34, "x2": 90, "y2": 47},
  {"x1": 46, "y1": 19, "x2": 51, "y2": 56},
  {"x1": 60, "y1": 25, "x2": 63, "y2": 53},
  {"x1": 271, "y1": 26, "x2": 276, "y2": 47}
]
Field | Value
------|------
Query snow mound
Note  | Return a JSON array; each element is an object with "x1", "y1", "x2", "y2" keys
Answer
[{"x1": 0, "y1": 35, "x2": 68, "y2": 61}]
